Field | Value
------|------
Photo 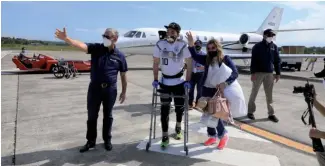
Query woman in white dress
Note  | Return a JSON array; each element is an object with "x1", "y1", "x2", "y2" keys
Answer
[{"x1": 186, "y1": 31, "x2": 247, "y2": 149}]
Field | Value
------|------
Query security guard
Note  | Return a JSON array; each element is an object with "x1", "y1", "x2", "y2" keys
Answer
[
  {"x1": 55, "y1": 27, "x2": 128, "y2": 152},
  {"x1": 188, "y1": 40, "x2": 205, "y2": 109},
  {"x1": 152, "y1": 22, "x2": 192, "y2": 148},
  {"x1": 247, "y1": 28, "x2": 281, "y2": 123}
]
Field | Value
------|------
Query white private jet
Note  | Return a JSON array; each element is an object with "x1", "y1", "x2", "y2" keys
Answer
[{"x1": 116, "y1": 7, "x2": 325, "y2": 60}]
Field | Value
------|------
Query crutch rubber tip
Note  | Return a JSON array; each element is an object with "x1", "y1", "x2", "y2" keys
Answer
[
  {"x1": 185, "y1": 146, "x2": 188, "y2": 155},
  {"x1": 145, "y1": 142, "x2": 150, "y2": 152}
]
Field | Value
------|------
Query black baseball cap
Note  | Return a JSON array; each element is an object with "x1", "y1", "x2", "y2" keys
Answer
[
  {"x1": 195, "y1": 40, "x2": 202, "y2": 46},
  {"x1": 164, "y1": 22, "x2": 181, "y2": 33},
  {"x1": 263, "y1": 29, "x2": 276, "y2": 36}
]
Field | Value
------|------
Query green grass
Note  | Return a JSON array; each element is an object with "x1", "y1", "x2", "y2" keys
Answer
[{"x1": 1, "y1": 44, "x2": 81, "y2": 51}]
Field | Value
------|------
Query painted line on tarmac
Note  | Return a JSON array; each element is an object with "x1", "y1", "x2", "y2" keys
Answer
[
  {"x1": 190, "y1": 110, "x2": 314, "y2": 155},
  {"x1": 233, "y1": 120, "x2": 315, "y2": 155},
  {"x1": 1, "y1": 51, "x2": 12, "y2": 59}
]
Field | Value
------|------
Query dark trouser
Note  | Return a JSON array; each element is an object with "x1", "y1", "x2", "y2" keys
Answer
[
  {"x1": 86, "y1": 82, "x2": 117, "y2": 143},
  {"x1": 189, "y1": 72, "x2": 204, "y2": 105},
  {"x1": 159, "y1": 82, "x2": 185, "y2": 133},
  {"x1": 202, "y1": 86, "x2": 227, "y2": 139}
]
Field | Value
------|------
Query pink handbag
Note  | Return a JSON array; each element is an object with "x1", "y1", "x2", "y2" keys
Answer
[{"x1": 208, "y1": 88, "x2": 230, "y2": 121}]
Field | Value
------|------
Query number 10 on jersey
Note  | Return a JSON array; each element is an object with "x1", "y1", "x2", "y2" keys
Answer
[{"x1": 161, "y1": 58, "x2": 168, "y2": 65}]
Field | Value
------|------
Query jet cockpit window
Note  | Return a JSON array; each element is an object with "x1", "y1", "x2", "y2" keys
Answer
[
  {"x1": 135, "y1": 31, "x2": 142, "y2": 38},
  {"x1": 123, "y1": 31, "x2": 137, "y2": 38},
  {"x1": 142, "y1": 32, "x2": 146, "y2": 38}
]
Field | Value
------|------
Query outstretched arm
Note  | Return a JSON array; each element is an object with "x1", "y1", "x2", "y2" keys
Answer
[
  {"x1": 55, "y1": 28, "x2": 88, "y2": 53},
  {"x1": 64, "y1": 37, "x2": 88, "y2": 53},
  {"x1": 187, "y1": 46, "x2": 206, "y2": 65}
]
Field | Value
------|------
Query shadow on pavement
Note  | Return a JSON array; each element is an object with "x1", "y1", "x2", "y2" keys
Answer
[
  {"x1": 114, "y1": 103, "x2": 156, "y2": 117},
  {"x1": 2, "y1": 141, "x2": 207, "y2": 166}
]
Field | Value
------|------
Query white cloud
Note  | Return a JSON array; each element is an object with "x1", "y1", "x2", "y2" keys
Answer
[
  {"x1": 180, "y1": 7, "x2": 205, "y2": 14},
  {"x1": 271, "y1": 1, "x2": 325, "y2": 46}
]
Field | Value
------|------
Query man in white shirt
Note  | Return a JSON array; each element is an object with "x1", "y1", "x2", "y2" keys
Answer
[{"x1": 152, "y1": 22, "x2": 192, "y2": 148}]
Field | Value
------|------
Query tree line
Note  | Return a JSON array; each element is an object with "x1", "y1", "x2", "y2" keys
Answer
[
  {"x1": 1, "y1": 37, "x2": 68, "y2": 46},
  {"x1": 1, "y1": 36, "x2": 325, "y2": 54}
]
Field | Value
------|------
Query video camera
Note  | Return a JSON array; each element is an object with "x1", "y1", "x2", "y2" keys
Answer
[{"x1": 293, "y1": 80, "x2": 324, "y2": 152}]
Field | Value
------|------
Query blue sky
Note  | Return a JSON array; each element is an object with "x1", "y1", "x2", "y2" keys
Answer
[{"x1": 2, "y1": 1, "x2": 325, "y2": 46}]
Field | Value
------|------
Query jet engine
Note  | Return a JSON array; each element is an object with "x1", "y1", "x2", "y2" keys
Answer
[{"x1": 238, "y1": 33, "x2": 263, "y2": 52}]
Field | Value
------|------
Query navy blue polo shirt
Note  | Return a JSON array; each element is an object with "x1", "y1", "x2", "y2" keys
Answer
[{"x1": 86, "y1": 43, "x2": 128, "y2": 85}]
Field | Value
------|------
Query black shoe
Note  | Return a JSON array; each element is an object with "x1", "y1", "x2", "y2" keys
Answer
[
  {"x1": 104, "y1": 142, "x2": 113, "y2": 151},
  {"x1": 247, "y1": 113, "x2": 255, "y2": 120},
  {"x1": 175, "y1": 126, "x2": 182, "y2": 140},
  {"x1": 268, "y1": 115, "x2": 279, "y2": 123},
  {"x1": 79, "y1": 141, "x2": 95, "y2": 153}
]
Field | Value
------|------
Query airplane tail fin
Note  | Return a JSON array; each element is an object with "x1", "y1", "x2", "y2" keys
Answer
[
  {"x1": 245, "y1": 7, "x2": 324, "y2": 39},
  {"x1": 256, "y1": 7, "x2": 283, "y2": 35}
]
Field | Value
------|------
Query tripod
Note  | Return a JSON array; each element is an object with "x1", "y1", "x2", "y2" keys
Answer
[{"x1": 304, "y1": 93, "x2": 325, "y2": 152}]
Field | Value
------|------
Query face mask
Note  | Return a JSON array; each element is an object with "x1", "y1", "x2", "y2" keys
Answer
[
  {"x1": 103, "y1": 37, "x2": 112, "y2": 47},
  {"x1": 208, "y1": 51, "x2": 218, "y2": 57},
  {"x1": 166, "y1": 36, "x2": 176, "y2": 43},
  {"x1": 195, "y1": 46, "x2": 201, "y2": 51},
  {"x1": 266, "y1": 37, "x2": 273, "y2": 43}
]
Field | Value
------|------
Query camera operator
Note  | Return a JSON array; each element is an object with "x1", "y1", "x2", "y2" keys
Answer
[{"x1": 309, "y1": 91, "x2": 325, "y2": 165}]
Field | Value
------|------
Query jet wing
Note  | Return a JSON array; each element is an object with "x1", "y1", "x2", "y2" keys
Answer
[{"x1": 227, "y1": 53, "x2": 325, "y2": 59}]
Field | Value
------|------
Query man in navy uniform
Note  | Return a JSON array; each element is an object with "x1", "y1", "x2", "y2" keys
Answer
[{"x1": 55, "y1": 27, "x2": 128, "y2": 152}]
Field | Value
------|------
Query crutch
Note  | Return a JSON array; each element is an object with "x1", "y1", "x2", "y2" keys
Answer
[
  {"x1": 183, "y1": 86, "x2": 189, "y2": 155},
  {"x1": 146, "y1": 87, "x2": 158, "y2": 151}
]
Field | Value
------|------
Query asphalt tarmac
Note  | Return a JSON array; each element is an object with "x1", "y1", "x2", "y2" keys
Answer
[{"x1": 2, "y1": 50, "x2": 325, "y2": 166}]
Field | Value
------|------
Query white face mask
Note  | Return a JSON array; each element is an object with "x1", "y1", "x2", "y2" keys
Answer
[
  {"x1": 166, "y1": 36, "x2": 176, "y2": 43},
  {"x1": 266, "y1": 37, "x2": 273, "y2": 43},
  {"x1": 103, "y1": 37, "x2": 112, "y2": 47}
]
